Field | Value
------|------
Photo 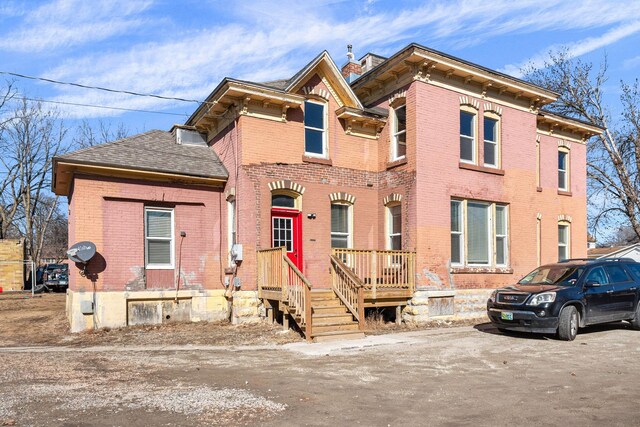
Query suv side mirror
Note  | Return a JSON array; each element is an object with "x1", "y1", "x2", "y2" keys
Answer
[{"x1": 585, "y1": 280, "x2": 601, "y2": 288}]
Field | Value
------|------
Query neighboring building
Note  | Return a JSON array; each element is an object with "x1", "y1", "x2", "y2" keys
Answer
[
  {"x1": 0, "y1": 239, "x2": 25, "y2": 291},
  {"x1": 53, "y1": 43, "x2": 601, "y2": 338},
  {"x1": 588, "y1": 244, "x2": 640, "y2": 261}
]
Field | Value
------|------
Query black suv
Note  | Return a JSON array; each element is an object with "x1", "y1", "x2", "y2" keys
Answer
[{"x1": 487, "y1": 258, "x2": 640, "y2": 341}]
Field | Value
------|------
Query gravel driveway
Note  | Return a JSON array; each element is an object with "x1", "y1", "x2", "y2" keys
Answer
[{"x1": 2, "y1": 320, "x2": 640, "y2": 426}]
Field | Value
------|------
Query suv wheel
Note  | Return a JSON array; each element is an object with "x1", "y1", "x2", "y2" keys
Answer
[
  {"x1": 630, "y1": 303, "x2": 640, "y2": 330},
  {"x1": 558, "y1": 306, "x2": 578, "y2": 341}
]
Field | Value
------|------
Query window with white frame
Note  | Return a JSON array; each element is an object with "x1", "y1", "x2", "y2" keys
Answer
[
  {"x1": 304, "y1": 100, "x2": 327, "y2": 157},
  {"x1": 451, "y1": 201, "x2": 464, "y2": 264},
  {"x1": 145, "y1": 208, "x2": 174, "y2": 269},
  {"x1": 558, "y1": 222, "x2": 570, "y2": 261},
  {"x1": 227, "y1": 198, "x2": 236, "y2": 266},
  {"x1": 483, "y1": 116, "x2": 499, "y2": 167},
  {"x1": 392, "y1": 104, "x2": 406, "y2": 160},
  {"x1": 450, "y1": 199, "x2": 509, "y2": 267},
  {"x1": 460, "y1": 110, "x2": 476, "y2": 163},
  {"x1": 387, "y1": 204, "x2": 402, "y2": 250},
  {"x1": 331, "y1": 203, "x2": 351, "y2": 248},
  {"x1": 558, "y1": 149, "x2": 569, "y2": 191}
]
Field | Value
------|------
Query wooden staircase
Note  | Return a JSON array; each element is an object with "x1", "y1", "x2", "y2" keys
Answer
[{"x1": 306, "y1": 289, "x2": 364, "y2": 342}]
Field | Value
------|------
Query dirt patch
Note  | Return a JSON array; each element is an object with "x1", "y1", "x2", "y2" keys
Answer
[{"x1": 0, "y1": 293, "x2": 301, "y2": 347}]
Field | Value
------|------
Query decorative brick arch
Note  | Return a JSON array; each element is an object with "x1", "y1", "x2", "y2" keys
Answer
[
  {"x1": 558, "y1": 214, "x2": 572, "y2": 223},
  {"x1": 558, "y1": 139, "x2": 572, "y2": 150},
  {"x1": 459, "y1": 95, "x2": 480, "y2": 110},
  {"x1": 302, "y1": 86, "x2": 330, "y2": 100},
  {"x1": 383, "y1": 193, "x2": 402, "y2": 206},
  {"x1": 329, "y1": 192, "x2": 356, "y2": 204},
  {"x1": 388, "y1": 90, "x2": 407, "y2": 107},
  {"x1": 483, "y1": 102, "x2": 503, "y2": 116},
  {"x1": 268, "y1": 180, "x2": 305, "y2": 195}
]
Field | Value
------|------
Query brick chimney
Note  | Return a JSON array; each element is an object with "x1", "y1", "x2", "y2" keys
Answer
[{"x1": 341, "y1": 45, "x2": 362, "y2": 82}]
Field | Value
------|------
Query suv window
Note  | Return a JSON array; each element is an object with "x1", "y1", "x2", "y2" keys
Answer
[
  {"x1": 585, "y1": 267, "x2": 608, "y2": 285},
  {"x1": 624, "y1": 263, "x2": 640, "y2": 280},
  {"x1": 604, "y1": 265, "x2": 631, "y2": 283}
]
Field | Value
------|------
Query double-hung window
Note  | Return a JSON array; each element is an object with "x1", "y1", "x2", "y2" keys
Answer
[
  {"x1": 483, "y1": 116, "x2": 499, "y2": 167},
  {"x1": 450, "y1": 199, "x2": 509, "y2": 267},
  {"x1": 558, "y1": 223, "x2": 570, "y2": 261},
  {"x1": 558, "y1": 150, "x2": 569, "y2": 191},
  {"x1": 145, "y1": 208, "x2": 174, "y2": 269},
  {"x1": 460, "y1": 111, "x2": 476, "y2": 163},
  {"x1": 388, "y1": 204, "x2": 402, "y2": 250},
  {"x1": 331, "y1": 203, "x2": 351, "y2": 248},
  {"x1": 392, "y1": 104, "x2": 407, "y2": 160},
  {"x1": 304, "y1": 100, "x2": 326, "y2": 157}
]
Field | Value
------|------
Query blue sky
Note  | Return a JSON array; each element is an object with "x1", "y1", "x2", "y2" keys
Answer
[{"x1": 1, "y1": 0, "x2": 640, "y2": 134}]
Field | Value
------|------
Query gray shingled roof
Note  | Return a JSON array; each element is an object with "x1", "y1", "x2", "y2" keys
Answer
[
  {"x1": 57, "y1": 130, "x2": 228, "y2": 180},
  {"x1": 260, "y1": 79, "x2": 289, "y2": 90}
]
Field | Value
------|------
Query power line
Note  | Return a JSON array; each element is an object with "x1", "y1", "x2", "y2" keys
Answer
[
  {"x1": 1, "y1": 70, "x2": 210, "y2": 105},
  {"x1": 20, "y1": 96, "x2": 190, "y2": 117}
]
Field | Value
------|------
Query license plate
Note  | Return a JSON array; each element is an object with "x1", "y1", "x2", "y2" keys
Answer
[{"x1": 501, "y1": 312, "x2": 513, "y2": 321}]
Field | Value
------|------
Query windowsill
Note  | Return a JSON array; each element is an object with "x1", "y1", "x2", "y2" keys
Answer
[
  {"x1": 302, "y1": 155, "x2": 332, "y2": 166},
  {"x1": 558, "y1": 190, "x2": 572, "y2": 196},
  {"x1": 536, "y1": 186, "x2": 543, "y2": 192},
  {"x1": 450, "y1": 266, "x2": 513, "y2": 274},
  {"x1": 145, "y1": 265, "x2": 175, "y2": 270},
  {"x1": 386, "y1": 157, "x2": 407, "y2": 169},
  {"x1": 458, "y1": 162, "x2": 505, "y2": 176}
]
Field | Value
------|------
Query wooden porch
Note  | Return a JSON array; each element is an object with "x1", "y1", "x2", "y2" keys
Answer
[{"x1": 257, "y1": 247, "x2": 416, "y2": 342}]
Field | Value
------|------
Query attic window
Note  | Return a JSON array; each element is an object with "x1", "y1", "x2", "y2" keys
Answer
[{"x1": 304, "y1": 100, "x2": 327, "y2": 157}]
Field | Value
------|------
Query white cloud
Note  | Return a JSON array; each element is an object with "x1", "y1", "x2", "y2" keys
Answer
[
  {"x1": 500, "y1": 20, "x2": 640, "y2": 78},
  {"x1": 0, "y1": 0, "x2": 154, "y2": 52},
  {"x1": 21, "y1": 0, "x2": 640, "y2": 119}
]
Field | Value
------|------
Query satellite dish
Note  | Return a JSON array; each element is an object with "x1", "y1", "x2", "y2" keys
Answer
[{"x1": 67, "y1": 241, "x2": 96, "y2": 264}]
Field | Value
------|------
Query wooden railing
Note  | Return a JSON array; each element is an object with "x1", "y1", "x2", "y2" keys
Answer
[
  {"x1": 257, "y1": 247, "x2": 286, "y2": 298},
  {"x1": 330, "y1": 254, "x2": 364, "y2": 330},
  {"x1": 257, "y1": 247, "x2": 313, "y2": 341},
  {"x1": 331, "y1": 249, "x2": 416, "y2": 299}
]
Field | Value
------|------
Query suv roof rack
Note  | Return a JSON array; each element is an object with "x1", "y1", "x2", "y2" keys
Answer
[{"x1": 558, "y1": 257, "x2": 637, "y2": 263}]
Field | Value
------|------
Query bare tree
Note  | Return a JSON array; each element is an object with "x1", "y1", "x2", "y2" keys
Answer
[
  {"x1": 525, "y1": 50, "x2": 640, "y2": 240},
  {"x1": 0, "y1": 97, "x2": 67, "y2": 263},
  {"x1": 72, "y1": 119, "x2": 128, "y2": 149},
  {"x1": 36, "y1": 195, "x2": 68, "y2": 262}
]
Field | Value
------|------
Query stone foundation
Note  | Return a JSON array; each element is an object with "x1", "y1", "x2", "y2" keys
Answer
[
  {"x1": 231, "y1": 290, "x2": 262, "y2": 324},
  {"x1": 402, "y1": 288, "x2": 492, "y2": 324},
  {"x1": 67, "y1": 289, "x2": 230, "y2": 332}
]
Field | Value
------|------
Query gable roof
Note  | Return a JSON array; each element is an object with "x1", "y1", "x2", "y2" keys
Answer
[
  {"x1": 587, "y1": 244, "x2": 640, "y2": 259},
  {"x1": 285, "y1": 50, "x2": 363, "y2": 109},
  {"x1": 53, "y1": 130, "x2": 228, "y2": 195}
]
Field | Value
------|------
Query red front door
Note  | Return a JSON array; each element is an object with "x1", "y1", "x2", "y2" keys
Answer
[{"x1": 272, "y1": 209, "x2": 303, "y2": 272}]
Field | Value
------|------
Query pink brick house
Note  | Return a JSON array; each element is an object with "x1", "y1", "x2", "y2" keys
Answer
[{"x1": 53, "y1": 44, "x2": 601, "y2": 339}]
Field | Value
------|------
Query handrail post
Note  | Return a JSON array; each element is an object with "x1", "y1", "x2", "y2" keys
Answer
[
  {"x1": 305, "y1": 284, "x2": 312, "y2": 342},
  {"x1": 371, "y1": 250, "x2": 377, "y2": 300},
  {"x1": 281, "y1": 247, "x2": 287, "y2": 302},
  {"x1": 357, "y1": 286, "x2": 365, "y2": 331}
]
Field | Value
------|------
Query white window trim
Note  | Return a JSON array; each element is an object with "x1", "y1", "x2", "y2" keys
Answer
[
  {"x1": 227, "y1": 198, "x2": 236, "y2": 267},
  {"x1": 451, "y1": 199, "x2": 509, "y2": 268},
  {"x1": 483, "y1": 114, "x2": 500, "y2": 168},
  {"x1": 145, "y1": 207, "x2": 174, "y2": 270},
  {"x1": 331, "y1": 202, "x2": 353, "y2": 249},
  {"x1": 558, "y1": 222, "x2": 570, "y2": 261},
  {"x1": 558, "y1": 149, "x2": 569, "y2": 191},
  {"x1": 460, "y1": 109, "x2": 476, "y2": 165},
  {"x1": 386, "y1": 203, "x2": 402, "y2": 251},
  {"x1": 304, "y1": 99, "x2": 328, "y2": 158},
  {"x1": 495, "y1": 205, "x2": 508, "y2": 267},
  {"x1": 450, "y1": 200, "x2": 464, "y2": 266},
  {"x1": 391, "y1": 104, "x2": 407, "y2": 161}
]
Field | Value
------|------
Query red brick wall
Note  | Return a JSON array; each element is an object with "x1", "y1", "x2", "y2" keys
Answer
[{"x1": 68, "y1": 175, "x2": 224, "y2": 293}]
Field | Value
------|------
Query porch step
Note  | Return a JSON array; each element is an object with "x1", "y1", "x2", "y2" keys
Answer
[
  {"x1": 312, "y1": 321, "x2": 360, "y2": 334},
  {"x1": 312, "y1": 330, "x2": 366, "y2": 343},
  {"x1": 312, "y1": 313, "x2": 355, "y2": 324},
  {"x1": 313, "y1": 305, "x2": 350, "y2": 315}
]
